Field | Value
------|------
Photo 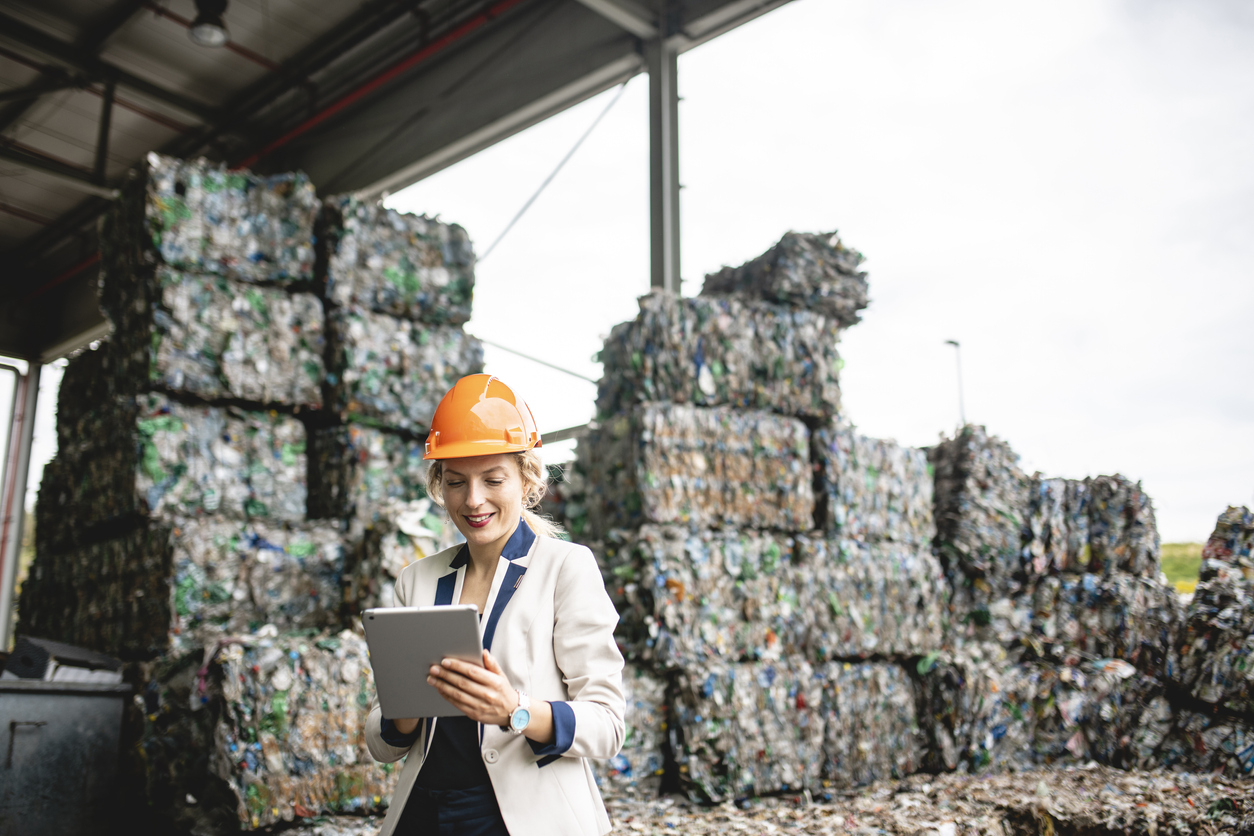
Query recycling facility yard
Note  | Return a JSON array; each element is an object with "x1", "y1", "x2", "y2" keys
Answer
[{"x1": 8, "y1": 154, "x2": 1254, "y2": 834}]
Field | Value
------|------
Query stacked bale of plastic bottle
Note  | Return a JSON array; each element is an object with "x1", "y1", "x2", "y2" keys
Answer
[
  {"x1": 574, "y1": 232, "x2": 940, "y2": 801},
  {"x1": 20, "y1": 156, "x2": 334, "y2": 665},
  {"x1": 920, "y1": 426, "x2": 1185, "y2": 774},
  {"x1": 17, "y1": 157, "x2": 476, "y2": 830},
  {"x1": 310, "y1": 196, "x2": 476, "y2": 614},
  {"x1": 1151, "y1": 506, "x2": 1254, "y2": 773}
]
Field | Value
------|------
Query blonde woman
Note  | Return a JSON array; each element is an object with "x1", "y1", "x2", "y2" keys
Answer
[{"x1": 366, "y1": 374, "x2": 625, "y2": 836}]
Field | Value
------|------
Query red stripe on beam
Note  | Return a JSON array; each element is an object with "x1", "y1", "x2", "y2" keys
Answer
[
  {"x1": 233, "y1": 0, "x2": 526, "y2": 170},
  {"x1": 19, "y1": 251, "x2": 101, "y2": 305}
]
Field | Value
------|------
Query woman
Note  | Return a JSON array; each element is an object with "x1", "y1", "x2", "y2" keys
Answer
[{"x1": 366, "y1": 374, "x2": 626, "y2": 836}]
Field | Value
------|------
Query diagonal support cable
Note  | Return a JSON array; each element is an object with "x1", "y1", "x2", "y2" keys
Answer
[
  {"x1": 476, "y1": 337, "x2": 598, "y2": 384},
  {"x1": 479, "y1": 81, "x2": 628, "y2": 262}
]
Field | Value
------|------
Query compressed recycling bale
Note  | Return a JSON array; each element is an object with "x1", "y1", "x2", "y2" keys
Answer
[
  {"x1": 601, "y1": 527, "x2": 948, "y2": 669},
  {"x1": 592, "y1": 664, "x2": 667, "y2": 797},
  {"x1": 1087, "y1": 475, "x2": 1160, "y2": 577},
  {"x1": 101, "y1": 152, "x2": 317, "y2": 287},
  {"x1": 344, "y1": 498, "x2": 464, "y2": 614},
  {"x1": 812, "y1": 424, "x2": 934, "y2": 545},
  {"x1": 1022, "y1": 477, "x2": 1078, "y2": 579},
  {"x1": 595, "y1": 292, "x2": 844, "y2": 421},
  {"x1": 1019, "y1": 571, "x2": 1182, "y2": 678},
  {"x1": 597, "y1": 526, "x2": 801, "y2": 670},
  {"x1": 17, "y1": 522, "x2": 174, "y2": 662},
  {"x1": 817, "y1": 662, "x2": 920, "y2": 788},
  {"x1": 577, "y1": 403, "x2": 813, "y2": 537},
  {"x1": 930, "y1": 425, "x2": 1031, "y2": 608},
  {"x1": 1135, "y1": 700, "x2": 1254, "y2": 776},
  {"x1": 671, "y1": 658, "x2": 825, "y2": 801},
  {"x1": 42, "y1": 393, "x2": 306, "y2": 547},
  {"x1": 55, "y1": 343, "x2": 127, "y2": 446},
  {"x1": 1202, "y1": 505, "x2": 1254, "y2": 563},
  {"x1": 103, "y1": 268, "x2": 324, "y2": 406},
  {"x1": 701, "y1": 230, "x2": 869, "y2": 327},
  {"x1": 912, "y1": 643, "x2": 1036, "y2": 774},
  {"x1": 793, "y1": 537, "x2": 949, "y2": 660},
  {"x1": 19, "y1": 516, "x2": 349, "y2": 661},
  {"x1": 307, "y1": 423, "x2": 428, "y2": 524},
  {"x1": 1171, "y1": 507, "x2": 1254, "y2": 714},
  {"x1": 139, "y1": 629, "x2": 397, "y2": 830},
  {"x1": 914, "y1": 645, "x2": 1167, "y2": 775},
  {"x1": 321, "y1": 197, "x2": 475, "y2": 324},
  {"x1": 170, "y1": 518, "x2": 349, "y2": 655},
  {"x1": 328, "y1": 307, "x2": 483, "y2": 432},
  {"x1": 1173, "y1": 540, "x2": 1254, "y2": 714}
]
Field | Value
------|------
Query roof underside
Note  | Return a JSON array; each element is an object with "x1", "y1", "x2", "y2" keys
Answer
[{"x1": 0, "y1": 0, "x2": 791, "y2": 361}]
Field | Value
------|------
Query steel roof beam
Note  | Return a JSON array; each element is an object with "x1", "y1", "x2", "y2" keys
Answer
[
  {"x1": 572, "y1": 0, "x2": 656, "y2": 38},
  {"x1": 0, "y1": 11, "x2": 216, "y2": 121},
  {"x1": 165, "y1": 0, "x2": 423, "y2": 158},
  {"x1": 80, "y1": 0, "x2": 151, "y2": 53},
  {"x1": 0, "y1": 143, "x2": 119, "y2": 199},
  {"x1": 0, "y1": 76, "x2": 84, "y2": 104}
]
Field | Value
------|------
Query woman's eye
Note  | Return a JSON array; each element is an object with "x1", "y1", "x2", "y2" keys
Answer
[
  {"x1": 487, "y1": 480, "x2": 504, "y2": 487},
  {"x1": 446, "y1": 480, "x2": 463, "y2": 488}
]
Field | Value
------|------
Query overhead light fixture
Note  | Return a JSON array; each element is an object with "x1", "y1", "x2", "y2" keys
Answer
[{"x1": 189, "y1": 0, "x2": 229, "y2": 48}]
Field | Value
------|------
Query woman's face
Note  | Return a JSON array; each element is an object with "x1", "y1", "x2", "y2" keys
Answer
[{"x1": 441, "y1": 454, "x2": 526, "y2": 550}]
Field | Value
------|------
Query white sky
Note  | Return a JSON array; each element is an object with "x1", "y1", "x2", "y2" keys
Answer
[{"x1": 3, "y1": 0, "x2": 1252, "y2": 542}]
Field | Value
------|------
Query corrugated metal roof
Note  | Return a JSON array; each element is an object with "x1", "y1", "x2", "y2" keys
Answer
[{"x1": 0, "y1": 0, "x2": 791, "y2": 359}]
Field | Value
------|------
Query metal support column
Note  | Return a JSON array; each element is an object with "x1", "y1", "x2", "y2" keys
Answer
[
  {"x1": 647, "y1": 27, "x2": 680, "y2": 293},
  {"x1": 94, "y1": 78, "x2": 115, "y2": 184},
  {"x1": 0, "y1": 362, "x2": 41, "y2": 650}
]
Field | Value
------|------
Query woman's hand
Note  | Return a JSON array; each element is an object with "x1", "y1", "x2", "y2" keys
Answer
[{"x1": 428, "y1": 649, "x2": 520, "y2": 727}]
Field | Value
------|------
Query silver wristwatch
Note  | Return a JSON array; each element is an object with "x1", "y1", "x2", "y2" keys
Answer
[{"x1": 504, "y1": 691, "x2": 531, "y2": 735}]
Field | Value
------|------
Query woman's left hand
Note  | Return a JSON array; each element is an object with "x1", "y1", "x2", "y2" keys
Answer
[{"x1": 428, "y1": 650, "x2": 518, "y2": 726}]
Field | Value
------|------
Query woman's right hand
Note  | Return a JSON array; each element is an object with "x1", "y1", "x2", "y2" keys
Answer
[{"x1": 393, "y1": 718, "x2": 420, "y2": 734}]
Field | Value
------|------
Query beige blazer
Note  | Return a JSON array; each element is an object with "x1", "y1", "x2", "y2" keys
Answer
[{"x1": 365, "y1": 530, "x2": 626, "y2": 836}]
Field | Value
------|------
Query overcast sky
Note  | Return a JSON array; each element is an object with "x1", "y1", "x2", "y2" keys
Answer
[{"x1": 5, "y1": 0, "x2": 1252, "y2": 542}]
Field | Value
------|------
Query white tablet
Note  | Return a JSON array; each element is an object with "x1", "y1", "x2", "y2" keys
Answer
[{"x1": 362, "y1": 605, "x2": 484, "y2": 719}]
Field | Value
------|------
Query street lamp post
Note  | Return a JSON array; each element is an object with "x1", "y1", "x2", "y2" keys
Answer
[{"x1": 944, "y1": 339, "x2": 965, "y2": 427}]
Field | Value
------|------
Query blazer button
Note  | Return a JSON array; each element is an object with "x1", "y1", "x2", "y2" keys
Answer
[{"x1": 483, "y1": 748, "x2": 500, "y2": 764}]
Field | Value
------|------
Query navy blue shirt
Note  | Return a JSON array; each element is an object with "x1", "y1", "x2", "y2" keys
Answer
[{"x1": 379, "y1": 520, "x2": 577, "y2": 787}]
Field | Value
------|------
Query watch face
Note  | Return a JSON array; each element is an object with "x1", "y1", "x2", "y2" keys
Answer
[{"x1": 511, "y1": 707, "x2": 531, "y2": 731}]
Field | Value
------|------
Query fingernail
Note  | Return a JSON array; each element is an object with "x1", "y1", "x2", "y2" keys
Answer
[
  {"x1": 441, "y1": 658, "x2": 451, "y2": 666},
  {"x1": 426, "y1": 676, "x2": 434, "y2": 685}
]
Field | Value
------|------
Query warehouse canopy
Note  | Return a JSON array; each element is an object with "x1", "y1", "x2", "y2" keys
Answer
[{"x1": 0, "y1": 0, "x2": 790, "y2": 361}]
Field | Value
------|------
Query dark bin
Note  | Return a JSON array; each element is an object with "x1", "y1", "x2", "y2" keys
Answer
[{"x1": 0, "y1": 679, "x2": 131, "y2": 836}]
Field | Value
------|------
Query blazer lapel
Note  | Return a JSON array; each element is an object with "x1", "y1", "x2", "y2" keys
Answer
[{"x1": 433, "y1": 546, "x2": 470, "y2": 606}]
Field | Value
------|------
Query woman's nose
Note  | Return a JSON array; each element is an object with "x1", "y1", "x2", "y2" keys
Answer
[{"x1": 464, "y1": 480, "x2": 485, "y2": 507}]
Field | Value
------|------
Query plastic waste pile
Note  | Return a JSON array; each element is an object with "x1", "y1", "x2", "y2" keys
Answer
[
  {"x1": 576, "y1": 404, "x2": 813, "y2": 537},
  {"x1": 1172, "y1": 507, "x2": 1254, "y2": 717},
  {"x1": 591, "y1": 664, "x2": 669, "y2": 797},
  {"x1": 17, "y1": 155, "x2": 476, "y2": 831},
  {"x1": 812, "y1": 424, "x2": 935, "y2": 545},
  {"x1": 701, "y1": 231, "x2": 869, "y2": 327},
  {"x1": 594, "y1": 292, "x2": 846, "y2": 421},
  {"x1": 571, "y1": 231, "x2": 945, "y2": 800},
  {"x1": 138, "y1": 630, "x2": 398, "y2": 831},
  {"x1": 917, "y1": 427, "x2": 1252, "y2": 780}
]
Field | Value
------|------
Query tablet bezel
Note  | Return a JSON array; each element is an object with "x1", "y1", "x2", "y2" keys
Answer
[{"x1": 362, "y1": 604, "x2": 484, "y2": 720}]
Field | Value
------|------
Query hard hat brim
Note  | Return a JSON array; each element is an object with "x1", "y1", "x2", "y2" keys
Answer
[{"x1": 423, "y1": 438, "x2": 542, "y2": 461}]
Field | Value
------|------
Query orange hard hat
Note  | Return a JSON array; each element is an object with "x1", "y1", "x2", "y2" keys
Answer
[{"x1": 424, "y1": 374, "x2": 543, "y2": 460}]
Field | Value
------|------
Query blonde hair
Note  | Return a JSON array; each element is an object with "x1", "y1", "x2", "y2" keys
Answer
[{"x1": 425, "y1": 449, "x2": 564, "y2": 540}]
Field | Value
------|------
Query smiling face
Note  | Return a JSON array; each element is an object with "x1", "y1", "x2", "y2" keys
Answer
[{"x1": 440, "y1": 453, "x2": 526, "y2": 553}]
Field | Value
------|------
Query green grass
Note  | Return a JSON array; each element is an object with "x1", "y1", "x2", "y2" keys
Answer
[{"x1": 1161, "y1": 542, "x2": 1203, "y2": 592}]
